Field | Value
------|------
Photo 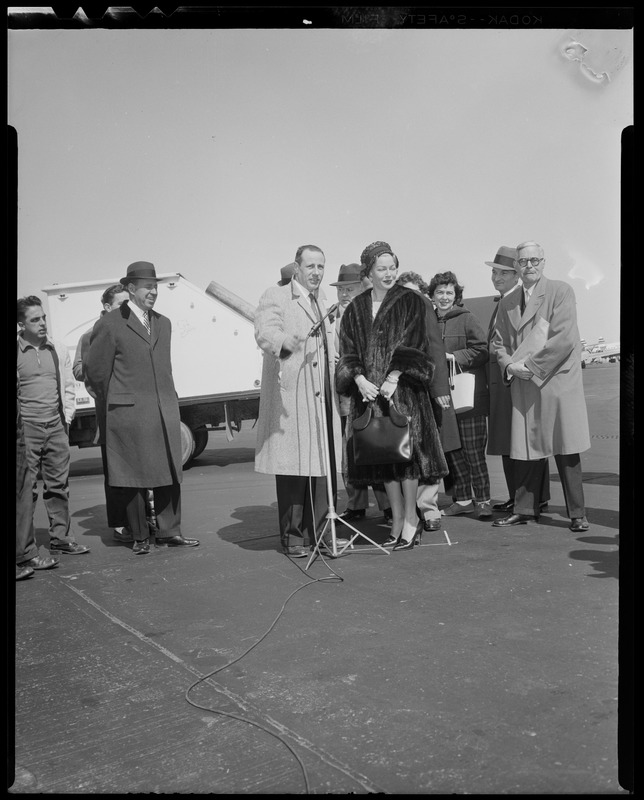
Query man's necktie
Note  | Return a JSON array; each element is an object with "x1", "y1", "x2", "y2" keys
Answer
[
  {"x1": 309, "y1": 292, "x2": 322, "y2": 321},
  {"x1": 143, "y1": 311, "x2": 151, "y2": 335},
  {"x1": 520, "y1": 291, "x2": 526, "y2": 314}
]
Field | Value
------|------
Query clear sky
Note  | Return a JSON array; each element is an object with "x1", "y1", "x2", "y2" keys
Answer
[{"x1": 9, "y1": 26, "x2": 632, "y2": 344}]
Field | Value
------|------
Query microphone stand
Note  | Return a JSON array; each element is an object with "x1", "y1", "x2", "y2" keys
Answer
[{"x1": 304, "y1": 304, "x2": 390, "y2": 569}]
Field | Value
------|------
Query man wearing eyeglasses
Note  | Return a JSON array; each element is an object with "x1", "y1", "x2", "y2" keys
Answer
[{"x1": 491, "y1": 241, "x2": 590, "y2": 532}]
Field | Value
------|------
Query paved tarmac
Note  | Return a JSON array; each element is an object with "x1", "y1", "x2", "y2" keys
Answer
[{"x1": 9, "y1": 363, "x2": 630, "y2": 794}]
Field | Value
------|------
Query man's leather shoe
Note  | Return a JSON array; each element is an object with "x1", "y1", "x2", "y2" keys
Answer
[
  {"x1": 283, "y1": 544, "x2": 308, "y2": 558},
  {"x1": 316, "y1": 535, "x2": 349, "y2": 555},
  {"x1": 338, "y1": 508, "x2": 365, "y2": 521},
  {"x1": 493, "y1": 499, "x2": 549, "y2": 513},
  {"x1": 492, "y1": 513, "x2": 536, "y2": 527},
  {"x1": 16, "y1": 565, "x2": 35, "y2": 580},
  {"x1": 50, "y1": 541, "x2": 90, "y2": 555},
  {"x1": 569, "y1": 516, "x2": 589, "y2": 532},
  {"x1": 113, "y1": 527, "x2": 134, "y2": 543},
  {"x1": 155, "y1": 535, "x2": 200, "y2": 547},
  {"x1": 132, "y1": 538, "x2": 151, "y2": 555},
  {"x1": 423, "y1": 518, "x2": 442, "y2": 532},
  {"x1": 17, "y1": 554, "x2": 59, "y2": 570}
]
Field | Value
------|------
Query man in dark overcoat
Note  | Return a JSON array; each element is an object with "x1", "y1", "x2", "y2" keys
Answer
[
  {"x1": 85, "y1": 261, "x2": 199, "y2": 554},
  {"x1": 492, "y1": 241, "x2": 590, "y2": 532},
  {"x1": 484, "y1": 246, "x2": 550, "y2": 514}
]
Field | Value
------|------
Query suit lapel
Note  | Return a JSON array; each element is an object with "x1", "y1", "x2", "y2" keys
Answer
[
  {"x1": 519, "y1": 278, "x2": 546, "y2": 331},
  {"x1": 149, "y1": 310, "x2": 160, "y2": 348},
  {"x1": 125, "y1": 305, "x2": 152, "y2": 344},
  {"x1": 291, "y1": 282, "x2": 320, "y2": 325}
]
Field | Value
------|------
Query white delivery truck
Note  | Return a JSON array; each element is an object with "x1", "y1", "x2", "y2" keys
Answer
[{"x1": 41, "y1": 273, "x2": 262, "y2": 466}]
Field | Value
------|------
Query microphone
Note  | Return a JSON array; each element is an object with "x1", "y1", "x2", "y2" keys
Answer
[{"x1": 308, "y1": 303, "x2": 339, "y2": 337}]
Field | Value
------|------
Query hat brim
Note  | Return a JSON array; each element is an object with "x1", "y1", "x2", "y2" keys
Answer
[
  {"x1": 484, "y1": 261, "x2": 517, "y2": 271},
  {"x1": 120, "y1": 275, "x2": 161, "y2": 285},
  {"x1": 329, "y1": 280, "x2": 362, "y2": 286}
]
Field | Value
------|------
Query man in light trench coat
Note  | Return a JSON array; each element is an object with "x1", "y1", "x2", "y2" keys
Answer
[
  {"x1": 254, "y1": 245, "x2": 346, "y2": 558},
  {"x1": 491, "y1": 241, "x2": 590, "y2": 532},
  {"x1": 485, "y1": 246, "x2": 550, "y2": 514},
  {"x1": 85, "y1": 261, "x2": 199, "y2": 554}
]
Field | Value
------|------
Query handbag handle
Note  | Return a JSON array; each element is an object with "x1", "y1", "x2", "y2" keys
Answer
[{"x1": 353, "y1": 398, "x2": 409, "y2": 431}]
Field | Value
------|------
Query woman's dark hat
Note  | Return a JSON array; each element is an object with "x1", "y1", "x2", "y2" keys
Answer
[
  {"x1": 120, "y1": 261, "x2": 160, "y2": 286},
  {"x1": 360, "y1": 241, "x2": 394, "y2": 269},
  {"x1": 278, "y1": 262, "x2": 296, "y2": 286},
  {"x1": 329, "y1": 263, "x2": 362, "y2": 286},
  {"x1": 484, "y1": 246, "x2": 518, "y2": 270}
]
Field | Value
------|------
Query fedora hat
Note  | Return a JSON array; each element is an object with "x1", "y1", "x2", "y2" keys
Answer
[
  {"x1": 485, "y1": 246, "x2": 518, "y2": 270},
  {"x1": 329, "y1": 263, "x2": 362, "y2": 286},
  {"x1": 277, "y1": 262, "x2": 296, "y2": 286},
  {"x1": 120, "y1": 261, "x2": 160, "y2": 286}
]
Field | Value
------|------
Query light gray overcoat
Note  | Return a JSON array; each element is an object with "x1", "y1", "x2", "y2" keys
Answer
[
  {"x1": 254, "y1": 281, "x2": 342, "y2": 476},
  {"x1": 492, "y1": 276, "x2": 590, "y2": 460},
  {"x1": 486, "y1": 295, "x2": 514, "y2": 456}
]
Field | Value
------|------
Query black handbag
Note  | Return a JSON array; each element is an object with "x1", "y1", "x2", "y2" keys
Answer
[{"x1": 351, "y1": 399, "x2": 413, "y2": 466}]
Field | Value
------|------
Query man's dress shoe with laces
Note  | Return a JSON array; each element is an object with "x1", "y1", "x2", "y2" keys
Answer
[
  {"x1": 569, "y1": 516, "x2": 589, "y2": 532},
  {"x1": 17, "y1": 554, "x2": 59, "y2": 570},
  {"x1": 315, "y1": 535, "x2": 349, "y2": 555},
  {"x1": 132, "y1": 539, "x2": 151, "y2": 555},
  {"x1": 283, "y1": 544, "x2": 308, "y2": 558},
  {"x1": 423, "y1": 518, "x2": 442, "y2": 532},
  {"x1": 156, "y1": 535, "x2": 200, "y2": 547},
  {"x1": 493, "y1": 499, "x2": 549, "y2": 513},
  {"x1": 338, "y1": 508, "x2": 365, "y2": 521},
  {"x1": 50, "y1": 541, "x2": 90, "y2": 555},
  {"x1": 16, "y1": 565, "x2": 35, "y2": 580},
  {"x1": 492, "y1": 513, "x2": 537, "y2": 527}
]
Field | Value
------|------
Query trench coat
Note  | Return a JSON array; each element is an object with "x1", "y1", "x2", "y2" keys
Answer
[
  {"x1": 84, "y1": 301, "x2": 183, "y2": 487},
  {"x1": 492, "y1": 276, "x2": 590, "y2": 460},
  {"x1": 486, "y1": 295, "x2": 513, "y2": 455},
  {"x1": 254, "y1": 281, "x2": 342, "y2": 477}
]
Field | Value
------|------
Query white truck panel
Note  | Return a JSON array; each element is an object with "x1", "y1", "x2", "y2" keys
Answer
[{"x1": 41, "y1": 274, "x2": 262, "y2": 413}]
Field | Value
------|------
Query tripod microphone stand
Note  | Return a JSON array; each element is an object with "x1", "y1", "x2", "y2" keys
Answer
[{"x1": 305, "y1": 304, "x2": 390, "y2": 570}]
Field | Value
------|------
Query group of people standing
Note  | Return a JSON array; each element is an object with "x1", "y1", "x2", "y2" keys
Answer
[
  {"x1": 16, "y1": 261, "x2": 199, "y2": 579},
  {"x1": 16, "y1": 240, "x2": 591, "y2": 576},
  {"x1": 254, "y1": 239, "x2": 591, "y2": 559}
]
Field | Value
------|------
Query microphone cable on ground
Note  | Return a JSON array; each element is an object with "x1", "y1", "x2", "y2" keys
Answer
[{"x1": 184, "y1": 553, "x2": 345, "y2": 794}]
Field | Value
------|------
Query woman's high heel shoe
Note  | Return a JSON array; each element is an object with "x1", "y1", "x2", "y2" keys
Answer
[
  {"x1": 393, "y1": 527, "x2": 421, "y2": 551},
  {"x1": 383, "y1": 532, "x2": 401, "y2": 547}
]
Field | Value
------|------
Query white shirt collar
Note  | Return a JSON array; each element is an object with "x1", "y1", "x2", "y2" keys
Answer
[
  {"x1": 127, "y1": 301, "x2": 148, "y2": 322},
  {"x1": 293, "y1": 278, "x2": 316, "y2": 304}
]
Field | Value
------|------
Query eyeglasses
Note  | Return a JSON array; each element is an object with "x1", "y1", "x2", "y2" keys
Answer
[{"x1": 516, "y1": 257, "x2": 544, "y2": 268}]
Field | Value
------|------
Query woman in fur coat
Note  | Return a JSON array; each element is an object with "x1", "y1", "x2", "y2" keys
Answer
[{"x1": 336, "y1": 242, "x2": 448, "y2": 551}]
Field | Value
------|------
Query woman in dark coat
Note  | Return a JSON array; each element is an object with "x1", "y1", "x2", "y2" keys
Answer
[
  {"x1": 428, "y1": 270, "x2": 491, "y2": 518},
  {"x1": 336, "y1": 242, "x2": 448, "y2": 551}
]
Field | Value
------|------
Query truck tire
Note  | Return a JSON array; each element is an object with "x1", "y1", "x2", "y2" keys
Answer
[
  {"x1": 191, "y1": 427, "x2": 209, "y2": 459},
  {"x1": 180, "y1": 421, "x2": 196, "y2": 466}
]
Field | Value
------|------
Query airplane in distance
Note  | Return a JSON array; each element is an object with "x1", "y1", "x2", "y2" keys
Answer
[{"x1": 580, "y1": 336, "x2": 620, "y2": 366}]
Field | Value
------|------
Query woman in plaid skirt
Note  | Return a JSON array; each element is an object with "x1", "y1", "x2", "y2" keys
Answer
[{"x1": 428, "y1": 271, "x2": 492, "y2": 519}]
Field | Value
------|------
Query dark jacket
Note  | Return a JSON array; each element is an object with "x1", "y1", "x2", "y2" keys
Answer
[
  {"x1": 84, "y1": 300, "x2": 183, "y2": 488},
  {"x1": 421, "y1": 294, "x2": 460, "y2": 452},
  {"x1": 435, "y1": 304, "x2": 489, "y2": 419},
  {"x1": 336, "y1": 283, "x2": 448, "y2": 486}
]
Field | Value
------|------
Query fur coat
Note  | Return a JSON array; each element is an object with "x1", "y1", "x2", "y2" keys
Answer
[{"x1": 335, "y1": 283, "x2": 448, "y2": 486}]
